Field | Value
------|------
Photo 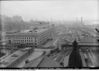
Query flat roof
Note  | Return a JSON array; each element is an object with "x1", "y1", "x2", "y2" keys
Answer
[
  {"x1": 37, "y1": 56, "x2": 62, "y2": 67},
  {"x1": 0, "y1": 50, "x2": 27, "y2": 67},
  {"x1": 43, "y1": 40, "x2": 55, "y2": 47},
  {"x1": 35, "y1": 28, "x2": 47, "y2": 33},
  {"x1": 6, "y1": 28, "x2": 48, "y2": 36}
]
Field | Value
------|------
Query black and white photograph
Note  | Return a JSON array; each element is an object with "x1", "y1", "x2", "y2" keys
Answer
[{"x1": 0, "y1": 0, "x2": 99, "y2": 69}]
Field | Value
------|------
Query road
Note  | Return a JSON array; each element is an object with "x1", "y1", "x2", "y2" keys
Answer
[
  {"x1": 0, "y1": 49, "x2": 28, "y2": 67},
  {"x1": 21, "y1": 48, "x2": 52, "y2": 67},
  {"x1": 16, "y1": 50, "x2": 44, "y2": 67},
  {"x1": 24, "y1": 54, "x2": 44, "y2": 67}
]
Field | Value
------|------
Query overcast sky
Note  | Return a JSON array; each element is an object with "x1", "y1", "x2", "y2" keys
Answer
[{"x1": 1, "y1": 0, "x2": 98, "y2": 21}]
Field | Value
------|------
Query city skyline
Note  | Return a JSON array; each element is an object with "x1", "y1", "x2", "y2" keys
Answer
[{"x1": 1, "y1": 0, "x2": 98, "y2": 22}]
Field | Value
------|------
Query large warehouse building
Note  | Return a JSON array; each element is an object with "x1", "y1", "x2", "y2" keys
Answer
[{"x1": 5, "y1": 24, "x2": 56, "y2": 48}]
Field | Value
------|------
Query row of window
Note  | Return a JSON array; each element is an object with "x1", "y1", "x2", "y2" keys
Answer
[
  {"x1": 7, "y1": 29, "x2": 53, "y2": 40},
  {"x1": 8, "y1": 29, "x2": 54, "y2": 45},
  {"x1": 11, "y1": 39, "x2": 35, "y2": 43},
  {"x1": 8, "y1": 37, "x2": 35, "y2": 40},
  {"x1": 10, "y1": 38, "x2": 51, "y2": 45}
]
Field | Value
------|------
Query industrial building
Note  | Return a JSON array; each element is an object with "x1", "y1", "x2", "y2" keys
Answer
[{"x1": 5, "y1": 24, "x2": 56, "y2": 48}]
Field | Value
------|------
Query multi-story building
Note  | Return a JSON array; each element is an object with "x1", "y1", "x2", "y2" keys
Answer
[{"x1": 5, "y1": 24, "x2": 56, "y2": 48}]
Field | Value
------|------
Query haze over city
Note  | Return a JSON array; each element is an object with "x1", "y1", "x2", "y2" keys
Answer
[
  {"x1": 0, "y1": 0, "x2": 99, "y2": 69},
  {"x1": 1, "y1": 0, "x2": 98, "y2": 22}
]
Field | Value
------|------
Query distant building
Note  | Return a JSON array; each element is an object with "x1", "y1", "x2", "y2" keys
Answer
[{"x1": 5, "y1": 24, "x2": 56, "y2": 48}]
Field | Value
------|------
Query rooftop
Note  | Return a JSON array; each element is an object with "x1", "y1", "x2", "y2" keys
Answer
[
  {"x1": 6, "y1": 27, "x2": 49, "y2": 36},
  {"x1": 37, "y1": 56, "x2": 62, "y2": 67},
  {"x1": 0, "y1": 50, "x2": 27, "y2": 67}
]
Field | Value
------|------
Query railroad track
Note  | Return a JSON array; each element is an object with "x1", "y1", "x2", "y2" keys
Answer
[{"x1": 54, "y1": 49, "x2": 72, "y2": 64}]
